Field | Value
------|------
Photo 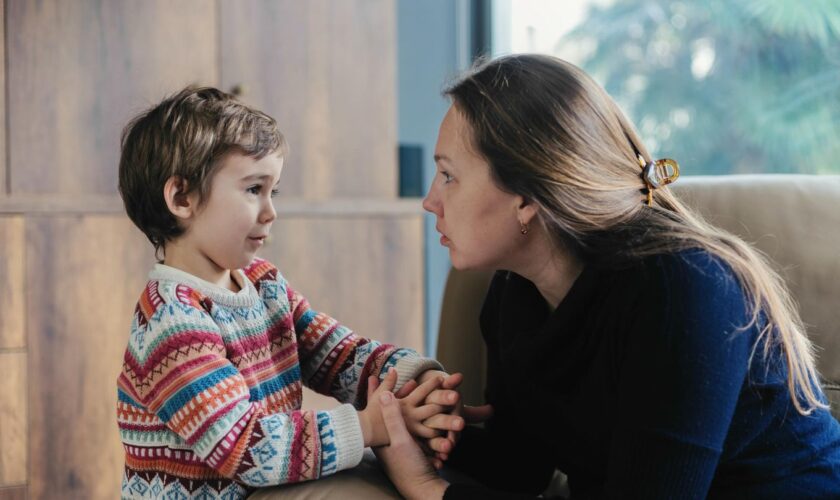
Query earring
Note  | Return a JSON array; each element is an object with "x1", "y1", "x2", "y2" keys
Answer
[{"x1": 519, "y1": 221, "x2": 529, "y2": 235}]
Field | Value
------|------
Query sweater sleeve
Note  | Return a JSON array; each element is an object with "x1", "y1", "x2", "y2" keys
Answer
[
  {"x1": 285, "y1": 280, "x2": 442, "y2": 408},
  {"x1": 604, "y1": 253, "x2": 755, "y2": 498},
  {"x1": 128, "y1": 291, "x2": 364, "y2": 486}
]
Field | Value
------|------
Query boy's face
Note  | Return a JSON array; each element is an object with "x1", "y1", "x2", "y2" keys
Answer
[{"x1": 180, "y1": 151, "x2": 283, "y2": 274}]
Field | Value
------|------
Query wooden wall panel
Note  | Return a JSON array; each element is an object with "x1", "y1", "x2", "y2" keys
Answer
[
  {"x1": 26, "y1": 217, "x2": 154, "y2": 499},
  {"x1": 262, "y1": 215, "x2": 424, "y2": 352},
  {"x1": 0, "y1": 353, "x2": 26, "y2": 486},
  {"x1": 220, "y1": 0, "x2": 398, "y2": 199},
  {"x1": 0, "y1": 487, "x2": 26, "y2": 500},
  {"x1": 7, "y1": 0, "x2": 218, "y2": 196},
  {"x1": 0, "y1": 217, "x2": 24, "y2": 349},
  {"x1": 0, "y1": 0, "x2": 6, "y2": 196}
]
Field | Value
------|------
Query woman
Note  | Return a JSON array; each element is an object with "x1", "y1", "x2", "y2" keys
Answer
[{"x1": 374, "y1": 54, "x2": 840, "y2": 499}]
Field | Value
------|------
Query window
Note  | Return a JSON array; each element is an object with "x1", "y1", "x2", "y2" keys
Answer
[{"x1": 492, "y1": 0, "x2": 840, "y2": 174}]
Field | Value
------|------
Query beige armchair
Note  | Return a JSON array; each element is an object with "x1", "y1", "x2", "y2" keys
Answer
[{"x1": 436, "y1": 175, "x2": 840, "y2": 420}]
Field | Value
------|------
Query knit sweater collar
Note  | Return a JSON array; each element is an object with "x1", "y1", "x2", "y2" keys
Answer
[{"x1": 149, "y1": 263, "x2": 260, "y2": 308}]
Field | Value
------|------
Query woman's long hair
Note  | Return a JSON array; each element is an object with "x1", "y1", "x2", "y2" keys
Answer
[{"x1": 445, "y1": 53, "x2": 825, "y2": 415}]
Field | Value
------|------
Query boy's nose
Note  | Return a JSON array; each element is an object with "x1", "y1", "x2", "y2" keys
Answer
[{"x1": 261, "y1": 201, "x2": 277, "y2": 223}]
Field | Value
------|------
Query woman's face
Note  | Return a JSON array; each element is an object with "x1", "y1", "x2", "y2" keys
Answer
[{"x1": 423, "y1": 105, "x2": 528, "y2": 270}]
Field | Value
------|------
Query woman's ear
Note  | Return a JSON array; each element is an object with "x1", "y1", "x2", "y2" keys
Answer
[
  {"x1": 517, "y1": 197, "x2": 538, "y2": 226},
  {"x1": 163, "y1": 176, "x2": 196, "y2": 220}
]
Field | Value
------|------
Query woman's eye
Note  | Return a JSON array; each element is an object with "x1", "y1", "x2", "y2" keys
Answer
[
  {"x1": 270, "y1": 189, "x2": 280, "y2": 198},
  {"x1": 247, "y1": 185, "x2": 261, "y2": 195},
  {"x1": 441, "y1": 171, "x2": 454, "y2": 184}
]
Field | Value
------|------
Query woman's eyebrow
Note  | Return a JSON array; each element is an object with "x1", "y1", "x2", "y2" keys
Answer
[{"x1": 433, "y1": 154, "x2": 451, "y2": 164}]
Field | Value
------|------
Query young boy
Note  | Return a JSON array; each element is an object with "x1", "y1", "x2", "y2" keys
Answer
[{"x1": 116, "y1": 87, "x2": 458, "y2": 499}]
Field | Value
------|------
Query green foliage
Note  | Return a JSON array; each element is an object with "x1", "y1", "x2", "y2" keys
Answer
[{"x1": 559, "y1": 0, "x2": 840, "y2": 174}]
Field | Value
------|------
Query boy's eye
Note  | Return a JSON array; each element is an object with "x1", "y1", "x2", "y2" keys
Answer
[
  {"x1": 270, "y1": 189, "x2": 280, "y2": 198},
  {"x1": 440, "y1": 171, "x2": 454, "y2": 184},
  {"x1": 246, "y1": 185, "x2": 261, "y2": 195}
]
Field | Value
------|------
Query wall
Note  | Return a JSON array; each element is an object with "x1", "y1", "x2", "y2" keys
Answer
[{"x1": 0, "y1": 1, "x2": 423, "y2": 498}]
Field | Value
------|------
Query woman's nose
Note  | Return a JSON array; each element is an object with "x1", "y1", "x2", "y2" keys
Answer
[{"x1": 422, "y1": 186, "x2": 440, "y2": 215}]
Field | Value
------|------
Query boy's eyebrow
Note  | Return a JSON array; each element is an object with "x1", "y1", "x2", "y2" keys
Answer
[
  {"x1": 241, "y1": 173, "x2": 280, "y2": 184},
  {"x1": 433, "y1": 154, "x2": 451, "y2": 164}
]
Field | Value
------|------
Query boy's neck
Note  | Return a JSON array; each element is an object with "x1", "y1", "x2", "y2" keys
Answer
[{"x1": 162, "y1": 245, "x2": 240, "y2": 292}]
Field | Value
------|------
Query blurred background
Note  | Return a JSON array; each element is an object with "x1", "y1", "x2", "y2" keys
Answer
[{"x1": 0, "y1": 1, "x2": 838, "y2": 498}]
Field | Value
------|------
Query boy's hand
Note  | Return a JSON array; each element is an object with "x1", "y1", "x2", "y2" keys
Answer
[{"x1": 367, "y1": 370, "x2": 451, "y2": 440}]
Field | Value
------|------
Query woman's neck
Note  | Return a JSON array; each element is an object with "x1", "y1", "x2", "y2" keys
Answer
[{"x1": 512, "y1": 233, "x2": 584, "y2": 311}]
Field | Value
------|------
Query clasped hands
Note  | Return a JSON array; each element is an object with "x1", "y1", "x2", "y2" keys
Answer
[{"x1": 358, "y1": 366, "x2": 493, "y2": 466}]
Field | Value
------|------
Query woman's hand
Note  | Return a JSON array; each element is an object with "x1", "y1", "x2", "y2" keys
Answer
[
  {"x1": 357, "y1": 367, "x2": 401, "y2": 447},
  {"x1": 373, "y1": 389, "x2": 450, "y2": 500},
  {"x1": 397, "y1": 372, "x2": 494, "y2": 467}
]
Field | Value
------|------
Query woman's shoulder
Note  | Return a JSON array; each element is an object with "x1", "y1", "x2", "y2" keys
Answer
[{"x1": 637, "y1": 248, "x2": 745, "y2": 301}]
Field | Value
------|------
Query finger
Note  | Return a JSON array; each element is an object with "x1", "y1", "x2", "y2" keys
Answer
[
  {"x1": 378, "y1": 391, "x2": 411, "y2": 442},
  {"x1": 423, "y1": 413, "x2": 464, "y2": 432},
  {"x1": 379, "y1": 366, "x2": 398, "y2": 393},
  {"x1": 417, "y1": 438, "x2": 436, "y2": 457},
  {"x1": 426, "y1": 436, "x2": 452, "y2": 454},
  {"x1": 447, "y1": 429, "x2": 460, "y2": 445},
  {"x1": 394, "y1": 379, "x2": 418, "y2": 399},
  {"x1": 423, "y1": 388, "x2": 460, "y2": 406},
  {"x1": 367, "y1": 375, "x2": 379, "y2": 401},
  {"x1": 440, "y1": 372, "x2": 463, "y2": 390},
  {"x1": 409, "y1": 421, "x2": 445, "y2": 439},
  {"x1": 409, "y1": 403, "x2": 446, "y2": 421},
  {"x1": 404, "y1": 374, "x2": 444, "y2": 406},
  {"x1": 462, "y1": 404, "x2": 494, "y2": 424}
]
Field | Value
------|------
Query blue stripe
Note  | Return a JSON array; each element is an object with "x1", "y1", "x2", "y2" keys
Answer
[
  {"x1": 117, "y1": 388, "x2": 144, "y2": 408},
  {"x1": 318, "y1": 411, "x2": 338, "y2": 475},
  {"x1": 295, "y1": 309, "x2": 318, "y2": 332},
  {"x1": 158, "y1": 365, "x2": 240, "y2": 422},
  {"x1": 249, "y1": 364, "x2": 302, "y2": 402}
]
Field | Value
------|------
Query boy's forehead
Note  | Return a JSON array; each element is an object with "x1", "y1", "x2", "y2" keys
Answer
[{"x1": 219, "y1": 151, "x2": 284, "y2": 178}]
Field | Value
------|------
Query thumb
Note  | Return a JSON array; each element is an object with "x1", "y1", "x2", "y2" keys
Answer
[
  {"x1": 462, "y1": 404, "x2": 494, "y2": 424},
  {"x1": 379, "y1": 391, "x2": 411, "y2": 442},
  {"x1": 367, "y1": 375, "x2": 379, "y2": 402}
]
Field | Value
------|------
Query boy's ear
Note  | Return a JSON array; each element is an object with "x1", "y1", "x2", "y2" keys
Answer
[{"x1": 163, "y1": 176, "x2": 196, "y2": 220}]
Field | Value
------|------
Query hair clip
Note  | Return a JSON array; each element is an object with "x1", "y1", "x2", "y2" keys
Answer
[{"x1": 638, "y1": 156, "x2": 680, "y2": 206}]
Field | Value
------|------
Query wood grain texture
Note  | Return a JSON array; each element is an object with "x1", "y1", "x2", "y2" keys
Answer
[
  {"x1": 261, "y1": 215, "x2": 425, "y2": 353},
  {"x1": 0, "y1": 0, "x2": 6, "y2": 196},
  {"x1": 220, "y1": 0, "x2": 398, "y2": 199},
  {"x1": 0, "y1": 195, "x2": 423, "y2": 216},
  {"x1": 0, "y1": 217, "x2": 25, "y2": 349},
  {"x1": 7, "y1": 0, "x2": 218, "y2": 196},
  {"x1": 26, "y1": 216, "x2": 155, "y2": 499},
  {"x1": 0, "y1": 486, "x2": 27, "y2": 500},
  {"x1": 0, "y1": 353, "x2": 26, "y2": 486}
]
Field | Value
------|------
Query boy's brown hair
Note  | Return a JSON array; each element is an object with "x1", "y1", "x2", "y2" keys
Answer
[{"x1": 118, "y1": 86, "x2": 286, "y2": 256}]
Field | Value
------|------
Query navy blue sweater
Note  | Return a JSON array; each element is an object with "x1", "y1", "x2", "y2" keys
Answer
[{"x1": 444, "y1": 251, "x2": 840, "y2": 499}]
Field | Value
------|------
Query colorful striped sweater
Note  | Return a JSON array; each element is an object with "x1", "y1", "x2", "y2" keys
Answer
[{"x1": 117, "y1": 258, "x2": 441, "y2": 499}]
